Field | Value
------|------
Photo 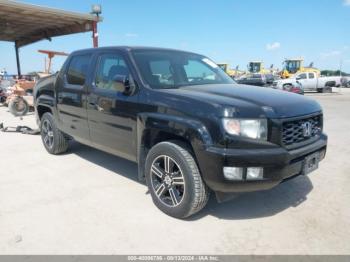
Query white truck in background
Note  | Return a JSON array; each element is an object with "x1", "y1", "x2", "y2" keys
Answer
[{"x1": 273, "y1": 72, "x2": 343, "y2": 93}]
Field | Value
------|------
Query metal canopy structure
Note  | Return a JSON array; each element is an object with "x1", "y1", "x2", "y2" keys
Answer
[{"x1": 0, "y1": 0, "x2": 102, "y2": 76}]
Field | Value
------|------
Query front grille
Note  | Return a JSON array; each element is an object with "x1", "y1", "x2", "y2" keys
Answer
[{"x1": 282, "y1": 114, "x2": 322, "y2": 147}]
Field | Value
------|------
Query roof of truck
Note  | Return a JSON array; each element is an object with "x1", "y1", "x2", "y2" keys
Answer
[{"x1": 71, "y1": 46, "x2": 202, "y2": 55}]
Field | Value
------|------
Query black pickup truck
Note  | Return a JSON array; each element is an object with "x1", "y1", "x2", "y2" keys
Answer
[{"x1": 34, "y1": 47, "x2": 327, "y2": 218}]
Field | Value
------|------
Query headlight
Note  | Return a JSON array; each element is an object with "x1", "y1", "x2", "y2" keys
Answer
[{"x1": 222, "y1": 118, "x2": 268, "y2": 140}]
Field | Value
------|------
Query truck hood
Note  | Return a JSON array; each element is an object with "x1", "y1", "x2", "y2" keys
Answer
[{"x1": 165, "y1": 84, "x2": 322, "y2": 118}]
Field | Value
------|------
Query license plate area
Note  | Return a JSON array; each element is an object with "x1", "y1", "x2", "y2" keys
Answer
[{"x1": 303, "y1": 151, "x2": 320, "y2": 175}]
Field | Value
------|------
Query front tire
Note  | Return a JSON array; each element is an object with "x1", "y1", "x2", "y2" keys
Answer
[
  {"x1": 145, "y1": 141, "x2": 209, "y2": 218},
  {"x1": 40, "y1": 112, "x2": 69, "y2": 154}
]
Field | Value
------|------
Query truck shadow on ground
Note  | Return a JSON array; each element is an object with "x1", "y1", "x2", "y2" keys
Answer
[
  {"x1": 189, "y1": 175, "x2": 313, "y2": 220},
  {"x1": 70, "y1": 141, "x2": 314, "y2": 221},
  {"x1": 69, "y1": 141, "x2": 141, "y2": 184}
]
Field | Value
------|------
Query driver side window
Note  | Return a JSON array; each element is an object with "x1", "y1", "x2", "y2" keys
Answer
[
  {"x1": 184, "y1": 60, "x2": 216, "y2": 82},
  {"x1": 298, "y1": 73, "x2": 307, "y2": 80},
  {"x1": 95, "y1": 54, "x2": 129, "y2": 90},
  {"x1": 149, "y1": 60, "x2": 174, "y2": 86}
]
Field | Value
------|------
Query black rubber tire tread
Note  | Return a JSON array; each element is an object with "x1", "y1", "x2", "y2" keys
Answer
[
  {"x1": 169, "y1": 140, "x2": 211, "y2": 214},
  {"x1": 145, "y1": 141, "x2": 209, "y2": 218},
  {"x1": 40, "y1": 112, "x2": 69, "y2": 155},
  {"x1": 8, "y1": 97, "x2": 29, "y2": 116}
]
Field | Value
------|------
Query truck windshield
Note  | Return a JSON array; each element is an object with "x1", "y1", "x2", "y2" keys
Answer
[{"x1": 131, "y1": 50, "x2": 235, "y2": 89}]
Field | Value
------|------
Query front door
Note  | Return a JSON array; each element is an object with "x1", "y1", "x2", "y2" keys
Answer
[
  {"x1": 306, "y1": 72, "x2": 317, "y2": 90},
  {"x1": 86, "y1": 52, "x2": 139, "y2": 162},
  {"x1": 295, "y1": 73, "x2": 309, "y2": 90}
]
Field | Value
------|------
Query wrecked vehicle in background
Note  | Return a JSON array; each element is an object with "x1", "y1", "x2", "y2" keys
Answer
[
  {"x1": 281, "y1": 81, "x2": 304, "y2": 95},
  {"x1": 273, "y1": 72, "x2": 342, "y2": 93},
  {"x1": 236, "y1": 73, "x2": 276, "y2": 87},
  {"x1": 1, "y1": 74, "x2": 37, "y2": 116},
  {"x1": 5, "y1": 78, "x2": 35, "y2": 116}
]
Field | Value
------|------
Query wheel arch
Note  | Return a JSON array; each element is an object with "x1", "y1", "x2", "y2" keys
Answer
[
  {"x1": 35, "y1": 94, "x2": 56, "y2": 124},
  {"x1": 136, "y1": 113, "x2": 212, "y2": 181},
  {"x1": 325, "y1": 80, "x2": 336, "y2": 87},
  {"x1": 283, "y1": 83, "x2": 293, "y2": 87},
  {"x1": 37, "y1": 104, "x2": 53, "y2": 120}
]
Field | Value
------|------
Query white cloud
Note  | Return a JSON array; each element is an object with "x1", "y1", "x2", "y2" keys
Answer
[
  {"x1": 344, "y1": 0, "x2": 350, "y2": 6},
  {"x1": 266, "y1": 42, "x2": 281, "y2": 51},
  {"x1": 320, "y1": 50, "x2": 342, "y2": 58},
  {"x1": 125, "y1": 33, "x2": 138, "y2": 38}
]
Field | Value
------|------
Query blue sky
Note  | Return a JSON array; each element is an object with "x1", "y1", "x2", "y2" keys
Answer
[{"x1": 1, "y1": 0, "x2": 350, "y2": 74}]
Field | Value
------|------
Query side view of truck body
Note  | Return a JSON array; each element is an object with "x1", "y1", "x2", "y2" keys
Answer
[{"x1": 274, "y1": 71, "x2": 342, "y2": 92}]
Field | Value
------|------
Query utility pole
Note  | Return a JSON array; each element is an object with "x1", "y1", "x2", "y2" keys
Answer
[
  {"x1": 91, "y1": 4, "x2": 102, "y2": 48},
  {"x1": 14, "y1": 41, "x2": 21, "y2": 78},
  {"x1": 339, "y1": 59, "x2": 343, "y2": 93}
]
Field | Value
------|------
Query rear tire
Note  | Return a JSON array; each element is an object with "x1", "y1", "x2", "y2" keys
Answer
[
  {"x1": 325, "y1": 82, "x2": 335, "y2": 93},
  {"x1": 40, "y1": 112, "x2": 69, "y2": 154},
  {"x1": 0, "y1": 96, "x2": 5, "y2": 104},
  {"x1": 145, "y1": 141, "x2": 209, "y2": 218}
]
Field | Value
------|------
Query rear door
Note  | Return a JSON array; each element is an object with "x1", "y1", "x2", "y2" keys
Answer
[
  {"x1": 86, "y1": 52, "x2": 139, "y2": 161},
  {"x1": 56, "y1": 54, "x2": 92, "y2": 145}
]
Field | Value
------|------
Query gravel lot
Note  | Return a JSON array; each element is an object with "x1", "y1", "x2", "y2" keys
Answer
[{"x1": 0, "y1": 89, "x2": 349, "y2": 255}]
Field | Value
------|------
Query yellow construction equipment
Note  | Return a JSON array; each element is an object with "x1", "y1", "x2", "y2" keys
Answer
[
  {"x1": 247, "y1": 61, "x2": 272, "y2": 74},
  {"x1": 217, "y1": 63, "x2": 244, "y2": 78},
  {"x1": 280, "y1": 58, "x2": 320, "y2": 78}
]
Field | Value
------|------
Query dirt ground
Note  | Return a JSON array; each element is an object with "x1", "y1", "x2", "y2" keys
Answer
[{"x1": 0, "y1": 88, "x2": 349, "y2": 254}]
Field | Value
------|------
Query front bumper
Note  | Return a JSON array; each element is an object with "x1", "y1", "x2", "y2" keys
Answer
[{"x1": 196, "y1": 134, "x2": 327, "y2": 193}]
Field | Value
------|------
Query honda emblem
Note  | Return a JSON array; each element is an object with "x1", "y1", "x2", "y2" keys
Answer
[{"x1": 302, "y1": 121, "x2": 312, "y2": 137}]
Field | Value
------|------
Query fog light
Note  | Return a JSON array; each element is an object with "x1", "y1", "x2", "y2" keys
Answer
[
  {"x1": 247, "y1": 167, "x2": 263, "y2": 180},
  {"x1": 223, "y1": 167, "x2": 243, "y2": 180}
]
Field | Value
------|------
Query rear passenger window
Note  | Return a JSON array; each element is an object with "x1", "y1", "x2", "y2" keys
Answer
[
  {"x1": 308, "y1": 73, "x2": 315, "y2": 79},
  {"x1": 66, "y1": 55, "x2": 91, "y2": 86}
]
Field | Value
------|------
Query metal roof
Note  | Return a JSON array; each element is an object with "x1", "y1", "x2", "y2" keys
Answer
[{"x1": 0, "y1": 0, "x2": 102, "y2": 47}]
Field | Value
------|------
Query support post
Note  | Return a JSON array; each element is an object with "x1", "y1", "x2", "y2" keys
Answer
[
  {"x1": 92, "y1": 20, "x2": 98, "y2": 48},
  {"x1": 15, "y1": 41, "x2": 21, "y2": 78}
]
